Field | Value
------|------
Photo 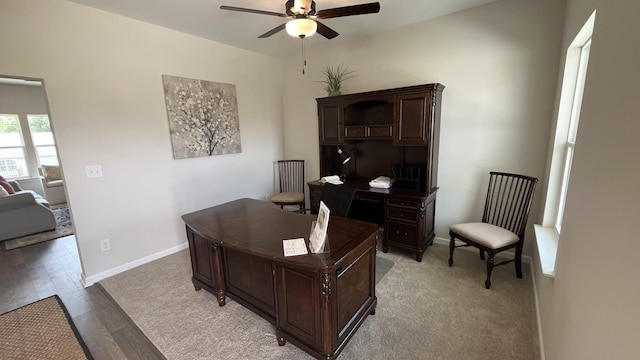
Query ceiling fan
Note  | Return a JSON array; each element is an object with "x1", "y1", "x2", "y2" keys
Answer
[{"x1": 220, "y1": 0, "x2": 381, "y2": 39}]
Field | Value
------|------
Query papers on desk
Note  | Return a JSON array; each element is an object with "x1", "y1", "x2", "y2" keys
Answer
[
  {"x1": 309, "y1": 201, "x2": 330, "y2": 253},
  {"x1": 320, "y1": 175, "x2": 343, "y2": 185},
  {"x1": 283, "y1": 201, "x2": 331, "y2": 256},
  {"x1": 283, "y1": 238, "x2": 308, "y2": 256},
  {"x1": 369, "y1": 176, "x2": 394, "y2": 189}
]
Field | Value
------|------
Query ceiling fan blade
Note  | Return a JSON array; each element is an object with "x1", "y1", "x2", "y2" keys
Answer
[
  {"x1": 315, "y1": 2, "x2": 380, "y2": 19},
  {"x1": 258, "y1": 23, "x2": 287, "y2": 38},
  {"x1": 315, "y1": 21, "x2": 339, "y2": 39},
  {"x1": 220, "y1": 5, "x2": 287, "y2": 18}
]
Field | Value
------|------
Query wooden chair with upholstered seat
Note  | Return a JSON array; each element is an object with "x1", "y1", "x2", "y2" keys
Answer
[
  {"x1": 271, "y1": 160, "x2": 305, "y2": 211},
  {"x1": 448, "y1": 171, "x2": 538, "y2": 289}
]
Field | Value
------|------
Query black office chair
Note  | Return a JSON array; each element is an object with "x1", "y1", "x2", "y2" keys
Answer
[
  {"x1": 299, "y1": 183, "x2": 355, "y2": 218},
  {"x1": 319, "y1": 183, "x2": 356, "y2": 218},
  {"x1": 448, "y1": 171, "x2": 538, "y2": 289}
]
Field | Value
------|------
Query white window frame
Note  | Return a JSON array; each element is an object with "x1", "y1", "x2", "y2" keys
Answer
[
  {"x1": 0, "y1": 114, "x2": 29, "y2": 179},
  {"x1": 27, "y1": 114, "x2": 59, "y2": 167},
  {"x1": 535, "y1": 11, "x2": 596, "y2": 277}
]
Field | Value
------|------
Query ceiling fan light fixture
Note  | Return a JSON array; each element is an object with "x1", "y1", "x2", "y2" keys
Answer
[{"x1": 286, "y1": 18, "x2": 317, "y2": 38}]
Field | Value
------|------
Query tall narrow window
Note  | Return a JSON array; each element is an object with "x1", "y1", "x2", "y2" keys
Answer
[
  {"x1": 535, "y1": 11, "x2": 595, "y2": 277},
  {"x1": 555, "y1": 40, "x2": 591, "y2": 233},
  {"x1": 0, "y1": 114, "x2": 29, "y2": 178},
  {"x1": 27, "y1": 114, "x2": 59, "y2": 166}
]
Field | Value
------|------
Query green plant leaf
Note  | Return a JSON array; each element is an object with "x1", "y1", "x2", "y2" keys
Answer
[{"x1": 319, "y1": 63, "x2": 355, "y2": 95}]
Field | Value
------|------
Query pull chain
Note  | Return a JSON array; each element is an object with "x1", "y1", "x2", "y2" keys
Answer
[{"x1": 301, "y1": 36, "x2": 307, "y2": 75}]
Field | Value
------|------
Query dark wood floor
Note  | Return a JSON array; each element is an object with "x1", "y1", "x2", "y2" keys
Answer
[{"x1": 0, "y1": 235, "x2": 165, "y2": 360}]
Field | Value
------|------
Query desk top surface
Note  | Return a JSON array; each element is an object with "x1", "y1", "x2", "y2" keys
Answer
[
  {"x1": 308, "y1": 177, "x2": 438, "y2": 198},
  {"x1": 182, "y1": 198, "x2": 379, "y2": 268}
]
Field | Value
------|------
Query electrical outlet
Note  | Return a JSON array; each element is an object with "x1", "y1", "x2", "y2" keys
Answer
[
  {"x1": 86, "y1": 164, "x2": 103, "y2": 178},
  {"x1": 99, "y1": 238, "x2": 111, "y2": 252}
]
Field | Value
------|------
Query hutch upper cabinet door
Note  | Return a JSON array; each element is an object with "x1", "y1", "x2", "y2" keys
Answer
[
  {"x1": 394, "y1": 91, "x2": 431, "y2": 146},
  {"x1": 318, "y1": 99, "x2": 344, "y2": 145}
]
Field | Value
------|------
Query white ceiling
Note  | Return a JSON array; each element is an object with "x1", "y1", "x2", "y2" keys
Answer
[{"x1": 67, "y1": 0, "x2": 497, "y2": 58}]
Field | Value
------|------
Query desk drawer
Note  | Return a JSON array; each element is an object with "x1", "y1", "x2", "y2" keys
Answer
[
  {"x1": 386, "y1": 220, "x2": 418, "y2": 246},
  {"x1": 354, "y1": 191, "x2": 384, "y2": 203},
  {"x1": 367, "y1": 125, "x2": 392, "y2": 139},
  {"x1": 387, "y1": 197, "x2": 421, "y2": 209},
  {"x1": 345, "y1": 126, "x2": 366, "y2": 139},
  {"x1": 387, "y1": 207, "x2": 418, "y2": 222}
]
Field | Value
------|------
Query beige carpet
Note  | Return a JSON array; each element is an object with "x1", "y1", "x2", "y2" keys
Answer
[
  {"x1": 0, "y1": 295, "x2": 92, "y2": 359},
  {"x1": 100, "y1": 242, "x2": 539, "y2": 360}
]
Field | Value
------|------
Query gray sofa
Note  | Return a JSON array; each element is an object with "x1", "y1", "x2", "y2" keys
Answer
[{"x1": 0, "y1": 181, "x2": 56, "y2": 242}]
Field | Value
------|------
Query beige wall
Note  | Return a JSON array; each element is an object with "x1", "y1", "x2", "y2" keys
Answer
[
  {"x1": 0, "y1": 0, "x2": 284, "y2": 282},
  {"x1": 533, "y1": 0, "x2": 640, "y2": 359},
  {"x1": 281, "y1": 0, "x2": 566, "y2": 257}
]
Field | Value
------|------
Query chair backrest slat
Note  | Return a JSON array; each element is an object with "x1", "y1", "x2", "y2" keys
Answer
[
  {"x1": 482, "y1": 172, "x2": 538, "y2": 238},
  {"x1": 277, "y1": 160, "x2": 305, "y2": 194}
]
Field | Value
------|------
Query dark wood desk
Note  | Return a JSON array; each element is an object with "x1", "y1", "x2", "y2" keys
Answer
[
  {"x1": 308, "y1": 178, "x2": 437, "y2": 262},
  {"x1": 182, "y1": 198, "x2": 379, "y2": 360}
]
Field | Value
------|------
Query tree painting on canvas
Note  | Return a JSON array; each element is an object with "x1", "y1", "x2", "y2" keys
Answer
[{"x1": 163, "y1": 75, "x2": 242, "y2": 159}]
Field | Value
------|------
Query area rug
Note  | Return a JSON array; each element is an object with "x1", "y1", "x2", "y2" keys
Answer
[
  {"x1": 375, "y1": 256, "x2": 394, "y2": 283},
  {"x1": 0, "y1": 295, "x2": 93, "y2": 360},
  {"x1": 2, "y1": 207, "x2": 74, "y2": 251}
]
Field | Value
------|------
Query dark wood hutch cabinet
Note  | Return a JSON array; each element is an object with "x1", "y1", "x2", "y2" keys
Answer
[{"x1": 312, "y1": 83, "x2": 444, "y2": 261}]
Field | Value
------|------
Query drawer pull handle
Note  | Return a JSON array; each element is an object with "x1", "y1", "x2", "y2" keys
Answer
[{"x1": 404, "y1": 232, "x2": 408, "y2": 236}]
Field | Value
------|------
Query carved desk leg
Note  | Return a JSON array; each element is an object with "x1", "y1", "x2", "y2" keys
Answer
[
  {"x1": 216, "y1": 293, "x2": 226, "y2": 306},
  {"x1": 212, "y1": 243, "x2": 227, "y2": 306}
]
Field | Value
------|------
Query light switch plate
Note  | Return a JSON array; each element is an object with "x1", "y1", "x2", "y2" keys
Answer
[{"x1": 86, "y1": 164, "x2": 103, "y2": 178}]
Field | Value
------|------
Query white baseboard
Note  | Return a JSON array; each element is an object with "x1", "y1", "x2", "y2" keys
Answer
[{"x1": 80, "y1": 242, "x2": 189, "y2": 287}]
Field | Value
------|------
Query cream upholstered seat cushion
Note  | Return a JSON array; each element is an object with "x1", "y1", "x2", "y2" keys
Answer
[
  {"x1": 450, "y1": 222, "x2": 519, "y2": 249},
  {"x1": 271, "y1": 192, "x2": 304, "y2": 204}
]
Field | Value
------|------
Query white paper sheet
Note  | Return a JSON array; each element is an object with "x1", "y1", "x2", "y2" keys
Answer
[{"x1": 283, "y1": 238, "x2": 308, "y2": 256}]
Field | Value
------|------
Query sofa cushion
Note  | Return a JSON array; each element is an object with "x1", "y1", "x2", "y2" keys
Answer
[
  {"x1": 0, "y1": 192, "x2": 56, "y2": 241},
  {"x1": 45, "y1": 179, "x2": 64, "y2": 188},
  {"x1": 13, "y1": 190, "x2": 50, "y2": 208},
  {"x1": 42, "y1": 165, "x2": 62, "y2": 183},
  {"x1": 0, "y1": 175, "x2": 16, "y2": 194},
  {"x1": 0, "y1": 186, "x2": 9, "y2": 197}
]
